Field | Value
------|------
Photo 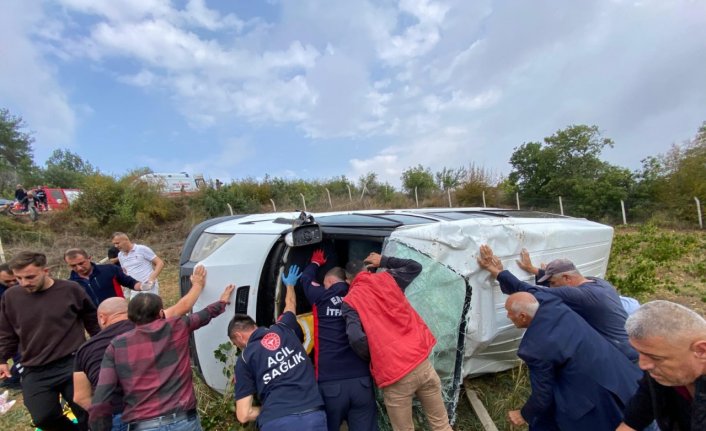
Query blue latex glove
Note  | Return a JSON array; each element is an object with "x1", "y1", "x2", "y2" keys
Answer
[{"x1": 281, "y1": 265, "x2": 302, "y2": 287}]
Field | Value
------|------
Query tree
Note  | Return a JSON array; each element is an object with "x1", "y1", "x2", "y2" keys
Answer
[
  {"x1": 656, "y1": 121, "x2": 706, "y2": 220},
  {"x1": 435, "y1": 166, "x2": 468, "y2": 190},
  {"x1": 401, "y1": 165, "x2": 437, "y2": 198},
  {"x1": 0, "y1": 108, "x2": 37, "y2": 194},
  {"x1": 42, "y1": 148, "x2": 97, "y2": 188},
  {"x1": 508, "y1": 125, "x2": 632, "y2": 220},
  {"x1": 455, "y1": 164, "x2": 501, "y2": 206},
  {"x1": 358, "y1": 172, "x2": 381, "y2": 197}
]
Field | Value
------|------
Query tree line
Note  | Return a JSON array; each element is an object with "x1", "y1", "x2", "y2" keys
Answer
[{"x1": 2, "y1": 106, "x2": 705, "y2": 233}]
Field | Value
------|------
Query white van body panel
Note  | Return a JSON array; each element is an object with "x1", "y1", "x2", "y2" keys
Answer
[
  {"x1": 388, "y1": 216, "x2": 613, "y2": 376},
  {"x1": 191, "y1": 232, "x2": 281, "y2": 391}
]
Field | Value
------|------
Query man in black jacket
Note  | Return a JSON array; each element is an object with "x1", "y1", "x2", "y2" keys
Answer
[
  {"x1": 618, "y1": 300, "x2": 706, "y2": 431},
  {"x1": 64, "y1": 248, "x2": 143, "y2": 305}
]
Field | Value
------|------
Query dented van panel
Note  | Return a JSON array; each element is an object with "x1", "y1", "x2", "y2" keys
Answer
[{"x1": 386, "y1": 216, "x2": 613, "y2": 377}]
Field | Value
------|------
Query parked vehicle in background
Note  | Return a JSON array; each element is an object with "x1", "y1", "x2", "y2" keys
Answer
[
  {"x1": 138, "y1": 172, "x2": 207, "y2": 195},
  {"x1": 41, "y1": 187, "x2": 81, "y2": 210},
  {"x1": 179, "y1": 208, "x2": 614, "y2": 417}
]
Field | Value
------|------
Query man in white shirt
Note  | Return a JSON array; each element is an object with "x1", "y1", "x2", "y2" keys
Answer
[{"x1": 111, "y1": 232, "x2": 164, "y2": 298}]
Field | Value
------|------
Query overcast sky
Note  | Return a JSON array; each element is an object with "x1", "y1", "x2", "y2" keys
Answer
[{"x1": 1, "y1": 0, "x2": 705, "y2": 187}]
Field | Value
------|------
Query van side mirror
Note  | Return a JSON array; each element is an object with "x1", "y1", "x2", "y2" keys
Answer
[{"x1": 285, "y1": 224, "x2": 322, "y2": 247}]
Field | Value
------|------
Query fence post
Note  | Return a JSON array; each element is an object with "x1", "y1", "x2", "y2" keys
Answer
[
  {"x1": 415, "y1": 187, "x2": 419, "y2": 208},
  {"x1": 695, "y1": 197, "x2": 703, "y2": 229},
  {"x1": 515, "y1": 193, "x2": 520, "y2": 210},
  {"x1": 447, "y1": 189, "x2": 452, "y2": 207},
  {"x1": 559, "y1": 196, "x2": 564, "y2": 216},
  {"x1": 482, "y1": 190, "x2": 486, "y2": 208},
  {"x1": 270, "y1": 199, "x2": 277, "y2": 212},
  {"x1": 0, "y1": 236, "x2": 5, "y2": 263},
  {"x1": 325, "y1": 188, "x2": 332, "y2": 208},
  {"x1": 226, "y1": 203, "x2": 234, "y2": 216},
  {"x1": 620, "y1": 200, "x2": 627, "y2": 225},
  {"x1": 347, "y1": 185, "x2": 352, "y2": 202},
  {"x1": 299, "y1": 194, "x2": 307, "y2": 212}
]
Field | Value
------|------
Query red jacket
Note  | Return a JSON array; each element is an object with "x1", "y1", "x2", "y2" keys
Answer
[{"x1": 344, "y1": 271, "x2": 436, "y2": 387}]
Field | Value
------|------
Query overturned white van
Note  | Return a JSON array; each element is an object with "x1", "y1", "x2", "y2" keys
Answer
[{"x1": 179, "y1": 208, "x2": 613, "y2": 417}]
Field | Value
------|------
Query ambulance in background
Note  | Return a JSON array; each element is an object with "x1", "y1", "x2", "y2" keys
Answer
[{"x1": 138, "y1": 172, "x2": 207, "y2": 195}]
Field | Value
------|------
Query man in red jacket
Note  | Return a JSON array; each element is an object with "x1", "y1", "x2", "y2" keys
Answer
[{"x1": 342, "y1": 252, "x2": 452, "y2": 431}]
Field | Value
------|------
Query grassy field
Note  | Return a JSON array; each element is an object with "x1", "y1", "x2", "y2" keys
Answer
[{"x1": 0, "y1": 223, "x2": 704, "y2": 430}]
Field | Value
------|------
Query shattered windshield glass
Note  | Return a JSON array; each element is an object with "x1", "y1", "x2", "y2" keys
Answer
[{"x1": 379, "y1": 239, "x2": 471, "y2": 429}]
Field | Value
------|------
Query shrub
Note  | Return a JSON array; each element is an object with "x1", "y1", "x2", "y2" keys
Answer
[{"x1": 70, "y1": 174, "x2": 178, "y2": 235}]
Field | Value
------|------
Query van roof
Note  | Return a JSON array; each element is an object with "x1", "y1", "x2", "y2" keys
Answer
[{"x1": 204, "y1": 208, "x2": 572, "y2": 234}]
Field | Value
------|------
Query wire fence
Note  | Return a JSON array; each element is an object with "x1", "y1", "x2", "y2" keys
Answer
[{"x1": 227, "y1": 185, "x2": 705, "y2": 229}]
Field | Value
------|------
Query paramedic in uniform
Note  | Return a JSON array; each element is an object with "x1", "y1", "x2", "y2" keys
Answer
[
  {"x1": 229, "y1": 266, "x2": 326, "y2": 431},
  {"x1": 342, "y1": 252, "x2": 453, "y2": 431},
  {"x1": 300, "y1": 249, "x2": 377, "y2": 431}
]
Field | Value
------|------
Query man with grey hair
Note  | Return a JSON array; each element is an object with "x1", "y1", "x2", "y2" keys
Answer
[
  {"x1": 617, "y1": 300, "x2": 706, "y2": 431},
  {"x1": 504, "y1": 291, "x2": 642, "y2": 430},
  {"x1": 478, "y1": 244, "x2": 637, "y2": 361}
]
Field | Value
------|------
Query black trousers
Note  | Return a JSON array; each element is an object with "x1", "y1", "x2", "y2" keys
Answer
[{"x1": 21, "y1": 355, "x2": 88, "y2": 431}]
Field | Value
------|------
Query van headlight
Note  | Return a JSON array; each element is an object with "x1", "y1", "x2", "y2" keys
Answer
[{"x1": 189, "y1": 233, "x2": 234, "y2": 262}]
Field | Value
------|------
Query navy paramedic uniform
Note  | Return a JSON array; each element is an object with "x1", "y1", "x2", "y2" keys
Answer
[
  {"x1": 301, "y1": 262, "x2": 377, "y2": 431},
  {"x1": 234, "y1": 311, "x2": 326, "y2": 431}
]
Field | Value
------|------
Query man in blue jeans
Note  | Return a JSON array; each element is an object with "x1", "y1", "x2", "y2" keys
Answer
[{"x1": 229, "y1": 266, "x2": 326, "y2": 431}]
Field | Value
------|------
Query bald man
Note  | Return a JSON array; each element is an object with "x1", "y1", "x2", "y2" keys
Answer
[
  {"x1": 618, "y1": 300, "x2": 706, "y2": 431},
  {"x1": 478, "y1": 244, "x2": 637, "y2": 361},
  {"x1": 504, "y1": 292, "x2": 642, "y2": 430},
  {"x1": 72, "y1": 266, "x2": 210, "y2": 427}
]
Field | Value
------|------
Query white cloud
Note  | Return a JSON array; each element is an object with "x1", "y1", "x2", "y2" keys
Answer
[
  {"x1": 182, "y1": 0, "x2": 244, "y2": 32},
  {"x1": 57, "y1": 0, "x2": 174, "y2": 23},
  {"x1": 376, "y1": 0, "x2": 449, "y2": 65},
  {"x1": 348, "y1": 126, "x2": 478, "y2": 187},
  {"x1": 0, "y1": 0, "x2": 76, "y2": 157},
  {"x1": 6, "y1": 0, "x2": 705, "y2": 178}
]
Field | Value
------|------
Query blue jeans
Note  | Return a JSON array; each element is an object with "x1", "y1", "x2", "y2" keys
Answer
[
  {"x1": 127, "y1": 415, "x2": 202, "y2": 431},
  {"x1": 260, "y1": 410, "x2": 327, "y2": 431},
  {"x1": 112, "y1": 413, "x2": 128, "y2": 431}
]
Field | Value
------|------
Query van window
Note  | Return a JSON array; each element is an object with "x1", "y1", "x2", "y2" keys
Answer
[
  {"x1": 316, "y1": 214, "x2": 401, "y2": 227},
  {"x1": 382, "y1": 240, "x2": 470, "y2": 423},
  {"x1": 425, "y1": 211, "x2": 495, "y2": 220},
  {"x1": 373, "y1": 213, "x2": 436, "y2": 225}
]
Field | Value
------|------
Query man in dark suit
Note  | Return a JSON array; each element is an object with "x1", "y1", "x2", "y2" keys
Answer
[
  {"x1": 478, "y1": 244, "x2": 636, "y2": 361},
  {"x1": 502, "y1": 291, "x2": 642, "y2": 430}
]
